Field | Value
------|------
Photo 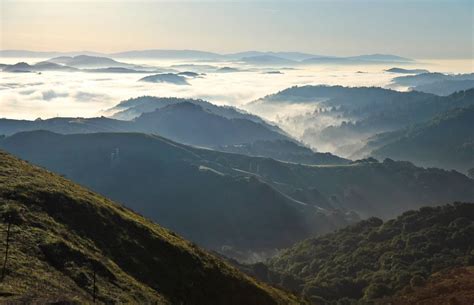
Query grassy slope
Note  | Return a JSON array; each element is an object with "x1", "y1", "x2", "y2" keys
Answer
[
  {"x1": 383, "y1": 266, "x2": 474, "y2": 305},
  {"x1": 0, "y1": 151, "x2": 303, "y2": 305}
]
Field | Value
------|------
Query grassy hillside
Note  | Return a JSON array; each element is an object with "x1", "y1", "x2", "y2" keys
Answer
[
  {"x1": 265, "y1": 203, "x2": 474, "y2": 304},
  {"x1": 0, "y1": 150, "x2": 304, "y2": 305},
  {"x1": 384, "y1": 266, "x2": 474, "y2": 305}
]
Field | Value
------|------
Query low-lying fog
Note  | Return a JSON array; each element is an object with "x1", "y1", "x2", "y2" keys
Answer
[{"x1": 0, "y1": 56, "x2": 471, "y2": 155}]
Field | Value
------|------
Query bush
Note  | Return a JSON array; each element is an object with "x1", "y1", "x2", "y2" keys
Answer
[
  {"x1": 363, "y1": 283, "x2": 390, "y2": 299},
  {"x1": 410, "y1": 275, "x2": 425, "y2": 288}
]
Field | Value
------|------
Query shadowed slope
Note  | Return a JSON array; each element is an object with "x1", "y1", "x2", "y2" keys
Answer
[{"x1": 0, "y1": 150, "x2": 304, "y2": 305}]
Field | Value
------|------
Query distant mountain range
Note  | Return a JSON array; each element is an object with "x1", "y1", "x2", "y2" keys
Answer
[
  {"x1": 0, "y1": 150, "x2": 303, "y2": 305},
  {"x1": 302, "y1": 54, "x2": 412, "y2": 65},
  {"x1": 47, "y1": 54, "x2": 134, "y2": 68},
  {"x1": 109, "y1": 96, "x2": 276, "y2": 127},
  {"x1": 0, "y1": 49, "x2": 414, "y2": 64},
  {"x1": 239, "y1": 55, "x2": 298, "y2": 66},
  {"x1": 390, "y1": 72, "x2": 474, "y2": 96},
  {"x1": 133, "y1": 102, "x2": 291, "y2": 146},
  {"x1": 2, "y1": 61, "x2": 79, "y2": 72},
  {"x1": 0, "y1": 95, "x2": 348, "y2": 167},
  {"x1": 1, "y1": 55, "x2": 161, "y2": 73}
]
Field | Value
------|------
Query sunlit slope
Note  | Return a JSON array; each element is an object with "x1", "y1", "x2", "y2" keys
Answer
[{"x1": 0, "y1": 150, "x2": 304, "y2": 305}]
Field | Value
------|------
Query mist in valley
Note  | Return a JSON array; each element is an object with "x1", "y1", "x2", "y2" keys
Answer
[{"x1": 2, "y1": 56, "x2": 471, "y2": 157}]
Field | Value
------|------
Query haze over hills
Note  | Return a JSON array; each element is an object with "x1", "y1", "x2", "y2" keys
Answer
[
  {"x1": 362, "y1": 100, "x2": 474, "y2": 173},
  {"x1": 0, "y1": 150, "x2": 304, "y2": 305},
  {"x1": 302, "y1": 54, "x2": 412, "y2": 65},
  {"x1": 239, "y1": 55, "x2": 298, "y2": 66},
  {"x1": 0, "y1": 131, "x2": 355, "y2": 261},
  {"x1": 0, "y1": 49, "x2": 414, "y2": 65},
  {"x1": 0, "y1": 97, "x2": 297, "y2": 150},
  {"x1": 413, "y1": 79, "x2": 474, "y2": 96},
  {"x1": 1, "y1": 55, "x2": 160, "y2": 73},
  {"x1": 109, "y1": 96, "x2": 276, "y2": 127},
  {"x1": 139, "y1": 73, "x2": 190, "y2": 85},
  {"x1": 217, "y1": 140, "x2": 350, "y2": 166},
  {"x1": 197, "y1": 152, "x2": 474, "y2": 219},
  {"x1": 251, "y1": 86, "x2": 474, "y2": 157},
  {"x1": 2, "y1": 0, "x2": 472, "y2": 303},
  {"x1": 385, "y1": 67, "x2": 430, "y2": 74},
  {"x1": 2, "y1": 131, "x2": 474, "y2": 262},
  {"x1": 133, "y1": 102, "x2": 291, "y2": 146},
  {"x1": 0, "y1": 95, "x2": 350, "y2": 166},
  {"x1": 391, "y1": 72, "x2": 474, "y2": 87},
  {"x1": 2, "y1": 61, "x2": 80, "y2": 73},
  {"x1": 389, "y1": 72, "x2": 474, "y2": 96},
  {"x1": 46, "y1": 55, "x2": 138, "y2": 69}
]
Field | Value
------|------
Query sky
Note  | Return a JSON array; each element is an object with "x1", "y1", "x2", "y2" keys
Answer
[{"x1": 0, "y1": 0, "x2": 473, "y2": 59}]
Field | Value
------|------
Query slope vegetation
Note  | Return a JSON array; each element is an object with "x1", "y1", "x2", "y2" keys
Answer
[
  {"x1": 0, "y1": 150, "x2": 303, "y2": 305},
  {"x1": 367, "y1": 103, "x2": 474, "y2": 172},
  {"x1": 0, "y1": 131, "x2": 349, "y2": 261},
  {"x1": 266, "y1": 203, "x2": 474, "y2": 304}
]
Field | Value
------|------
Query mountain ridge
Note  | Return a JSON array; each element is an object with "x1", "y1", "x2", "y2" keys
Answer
[{"x1": 0, "y1": 149, "x2": 304, "y2": 305}]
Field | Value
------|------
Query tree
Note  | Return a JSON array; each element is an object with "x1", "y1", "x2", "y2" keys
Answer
[
  {"x1": 1, "y1": 214, "x2": 12, "y2": 281},
  {"x1": 468, "y1": 168, "x2": 474, "y2": 179}
]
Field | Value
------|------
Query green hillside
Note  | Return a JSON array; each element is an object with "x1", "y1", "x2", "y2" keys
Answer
[
  {"x1": 265, "y1": 203, "x2": 474, "y2": 304},
  {"x1": 0, "y1": 150, "x2": 303, "y2": 305}
]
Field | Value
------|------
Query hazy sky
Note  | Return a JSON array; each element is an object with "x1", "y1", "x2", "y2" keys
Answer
[{"x1": 1, "y1": 0, "x2": 473, "y2": 58}]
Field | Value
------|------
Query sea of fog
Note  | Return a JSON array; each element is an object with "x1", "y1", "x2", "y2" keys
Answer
[{"x1": 0, "y1": 57, "x2": 471, "y2": 152}]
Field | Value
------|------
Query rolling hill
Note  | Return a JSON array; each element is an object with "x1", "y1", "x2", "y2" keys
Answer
[
  {"x1": 2, "y1": 131, "x2": 474, "y2": 262},
  {"x1": 0, "y1": 98, "x2": 294, "y2": 149},
  {"x1": 133, "y1": 102, "x2": 291, "y2": 146},
  {"x1": 109, "y1": 96, "x2": 278, "y2": 128},
  {"x1": 1, "y1": 61, "x2": 79, "y2": 72},
  {"x1": 365, "y1": 102, "x2": 474, "y2": 173},
  {"x1": 217, "y1": 140, "x2": 349, "y2": 166},
  {"x1": 0, "y1": 150, "x2": 303, "y2": 305},
  {"x1": 263, "y1": 203, "x2": 474, "y2": 304},
  {"x1": 0, "y1": 131, "x2": 352, "y2": 261},
  {"x1": 46, "y1": 55, "x2": 134, "y2": 68},
  {"x1": 251, "y1": 86, "x2": 474, "y2": 157}
]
